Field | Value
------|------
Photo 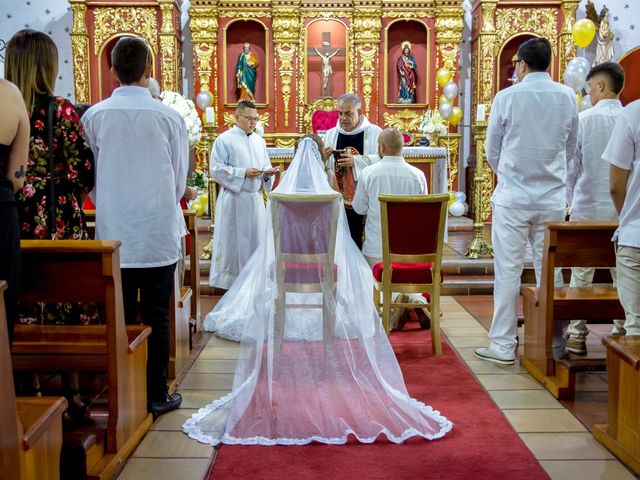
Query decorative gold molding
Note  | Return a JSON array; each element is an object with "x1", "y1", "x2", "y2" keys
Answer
[
  {"x1": 383, "y1": 109, "x2": 422, "y2": 133},
  {"x1": 223, "y1": 112, "x2": 270, "y2": 128},
  {"x1": 352, "y1": 8, "x2": 381, "y2": 116},
  {"x1": 219, "y1": 10, "x2": 271, "y2": 18},
  {"x1": 438, "y1": 133, "x2": 461, "y2": 192},
  {"x1": 275, "y1": 44, "x2": 296, "y2": 127},
  {"x1": 93, "y1": 7, "x2": 158, "y2": 55},
  {"x1": 159, "y1": 2, "x2": 179, "y2": 92},
  {"x1": 495, "y1": 8, "x2": 558, "y2": 54},
  {"x1": 559, "y1": 1, "x2": 579, "y2": 75},
  {"x1": 303, "y1": 96, "x2": 338, "y2": 134},
  {"x1": 69, "y1": 1, "x2": 90, "y2": 103},
  {"x1": 435, "y1": 8, "x2": 464, "y2": 72},
  {"x1": 274, "y1": 8, "x2": 300, "y2": 128},
  {"x1": 302, "y1": 10, "x2": 351, "y2": 20}
]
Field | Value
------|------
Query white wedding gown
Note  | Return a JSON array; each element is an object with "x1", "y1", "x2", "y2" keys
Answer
[{"x1": 184, "y1": 139, "x2": 452, "y2": 446}]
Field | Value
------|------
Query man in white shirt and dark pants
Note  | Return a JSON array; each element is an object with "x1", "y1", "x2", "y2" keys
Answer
[
  {"x1": 352, "y1": 128, "x2": 428, "y2": 328},
  {"x1": 604, "y1": 99, "x2": 640, "y2": 338},
  {"x1": 208, "y1": 100, "x2": 277, "y2": 290},
  {"x1": 475, "y1": 38, "x2": 578, "y2": 365},
  {"x1": 565, "y1": 62, "x2": 626, "y2": 354},
  {"x1": 82, "y1": 36, "x2": 188, "y2": 416}
]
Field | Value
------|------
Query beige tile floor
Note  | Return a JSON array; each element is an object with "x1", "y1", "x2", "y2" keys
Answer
[{"x1": 115, "y1": 296, "x2": 637, "y2": 480}]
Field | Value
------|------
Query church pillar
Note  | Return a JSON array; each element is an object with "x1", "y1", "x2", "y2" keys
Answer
[
  {"x1": 189, "y1": 4, "x2": 219, "y2": 119},
  {"x1": 475, "y1": 0, "x2": 497, "y2": 115},
  {"x1": 69, "y1": 0, "x2": 91, "y2": 104},
  {"x1": 273, "y1": 2, "x2": 301, "y2": 134},
  {"x1": 158, "y1": 0, "x2": 183, "y2": 93},
  {"x1": 560, "y1": 0, "x2": 579, "y2": 76},
  {"x1": 352, "y1": 2, "x2": 382, "y2": 118},
  {"x1": 434, "y1": 1, "x2": 464, "y2": 93}
]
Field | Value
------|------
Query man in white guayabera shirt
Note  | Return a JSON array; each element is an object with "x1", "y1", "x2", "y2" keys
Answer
[
  {"x1": 603, "y1": 99, "x2": 640, "y2": 339},
  {"x1": 474, "y1": 38, "x2": 578, "y2": 365},
  {"x1": 208, "y1": 100, "x2": 277, "y2": 290},
  {"x1": 82, "y1": 36, "x2": 188, "y2": 417},
  {"x1": 565, "y1": 62, "x2": 626, "y2": 355}
]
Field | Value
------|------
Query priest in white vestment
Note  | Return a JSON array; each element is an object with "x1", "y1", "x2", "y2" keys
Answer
[
  {"x1": 322, "y1": 93, "x2": 382, "y2": 249},
  {"x1": 208, "y1": 100, "x2": 277, "y2": 291}
]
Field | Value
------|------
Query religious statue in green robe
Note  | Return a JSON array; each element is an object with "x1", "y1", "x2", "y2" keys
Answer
[{"x1": 236, "y1": 42, "x2": 259, "y2": 101}]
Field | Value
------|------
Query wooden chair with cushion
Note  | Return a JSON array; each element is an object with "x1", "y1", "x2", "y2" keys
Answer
[
  {"x1": 373, "y1": 193, "x2": 449, "y2": 355},
  {"x1": 270, "y1": 192, "x2": 341, "y2": 354}
]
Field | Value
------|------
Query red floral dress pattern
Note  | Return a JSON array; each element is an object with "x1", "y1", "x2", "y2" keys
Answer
[
  {"x1": 16, "y1": 94, "x2": 99, "y2": 325},
  {"x1": 17, "y1": 94, "x2": 94, "y2": 240}
]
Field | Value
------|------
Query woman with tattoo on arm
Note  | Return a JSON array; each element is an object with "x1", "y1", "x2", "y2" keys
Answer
[{"x1": 0, "y1": 78, "x2": 30, "y2": 345}]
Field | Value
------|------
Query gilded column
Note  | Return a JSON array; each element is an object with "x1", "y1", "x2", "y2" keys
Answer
[
  {"x1": 273, "y1": 4, "x2": 300, "y2": 129},
  {"x1": 352, "y1": 4, "x2": 382, "y2": 117},
  {"x1": 159, "y1": 0, "x2": 181, "y2": 93},
  {"x1": 69, "y1": 0, "x2": 91, "y2": 103},
  {"x1": 434, "y1": 3, "x2": 464, "y2": 78},
  {"x1": 560, "y1": 1, "x2": 580, "y2": 75},
  {"x1": 477, "y1": 0, "x2": 497, "y2": 109},
  {"x1": 189, "y1": 5, "x2": 219, "y2": 105}
]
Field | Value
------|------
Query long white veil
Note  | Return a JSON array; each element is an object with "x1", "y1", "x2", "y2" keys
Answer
[{"x1": 183, "y1": 138, "x2": 451, "y2": 445}]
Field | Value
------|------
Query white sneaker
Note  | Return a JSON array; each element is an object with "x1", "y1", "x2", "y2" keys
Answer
[{"x1": 474, "y1": 347, "x2": 515, "y2": 365}]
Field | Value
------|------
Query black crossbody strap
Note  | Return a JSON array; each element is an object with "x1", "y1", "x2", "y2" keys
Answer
[{"x1": 46, "y1": 97, "x2": 57, "y2": 238}]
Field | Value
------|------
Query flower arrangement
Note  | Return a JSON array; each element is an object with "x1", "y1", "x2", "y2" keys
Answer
[
  {"x1": 419, "y1": 108, "x2": 448, "y2": 138},
  {"x1": 160, "y1": 91, "x2": 202, "y2": 148}
]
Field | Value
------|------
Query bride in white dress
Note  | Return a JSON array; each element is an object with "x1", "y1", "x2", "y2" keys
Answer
[{"x1": 183, "y1": 137, "x2": 451, "y2": 446}]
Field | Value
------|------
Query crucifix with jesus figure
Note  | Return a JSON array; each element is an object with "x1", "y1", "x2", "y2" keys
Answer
[{"x1": 308, "y1": 32, "x2": 346, "y2": 97}]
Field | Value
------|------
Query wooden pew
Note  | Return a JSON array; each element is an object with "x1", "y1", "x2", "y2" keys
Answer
[
  {"x1": 168, "y1": 268, "x2": 192, "y2": 393},
  {"x1": 594, "y1": 336, "x2": 640, "y2": 475},
  {"x1": 12, "y1": 240, "x2": 152, "y2": 480},
  {"x1": 521, "y1": 222, "x2": 625, "y2": 399},
  {"x1": 0, "y1": 280, "x2": 67, "y2": 480},
  {"x1": 183, "y1": 210, "x2": 201, "y2": 334}
]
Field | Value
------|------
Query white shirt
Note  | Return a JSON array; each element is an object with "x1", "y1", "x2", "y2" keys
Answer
[
  {"x1": 603, "y1": 99, "x2": 640, "y2": 248},
  {"x1": 567, "y1": 99, "x2": 623, "y2": 219},
  {"x1": 487, "y1": 72, "x2": 578, "y2": 210},
  {"x1": 352, "y1": 156, "x2": 427, "y2": 259},
  {"x1": 82, "y1": 86, "x2": 189, "y2": 268}
]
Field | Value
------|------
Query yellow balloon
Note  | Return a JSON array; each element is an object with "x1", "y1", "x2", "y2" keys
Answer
[
  {"x1": 572, "y1": 19, "x2": 596, "y2": 48},
  {"x1": 449, "y1": 106, "x2": 463, "y2": 126},
  {"x1": 436, "y1": 68, "x2": 452, "y2": 88},
  {"x1": 439, "y1": 94, "x2": 453, "y2": 106},
  {"x1": 575, "y1": 92, "x2": 582, "y2": 106},
  {"x1": 198, "y1": 193, "x2": 209, "y2": 207},
  {"x1": 448, "y1": 191, "x2": 456, "y2": 206}
]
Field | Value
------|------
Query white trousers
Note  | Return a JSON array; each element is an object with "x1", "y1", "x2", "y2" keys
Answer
[
  {"x1": 489, "y1": 204, "x2": 565, "y2": 357},
  {"x1": 616, "y1": 245, "x2": 640, "y2": 336}
]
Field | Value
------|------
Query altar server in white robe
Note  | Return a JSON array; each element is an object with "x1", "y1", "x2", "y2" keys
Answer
[
  {"x1": 353, "y1": 128, "x2": 428, "y2": 329},
  {"x1": 322, "y1": 93, "x2": 382, "y2": 249},
  {"x1": 475, "y1": 38, "x2": 578, "y2": 365},
  {"x1": 208, "y1": 100, "x2": 277, "y2": 290},
  {"x1": 565, "y1": 62, "x2": 625, "y2": 354}
]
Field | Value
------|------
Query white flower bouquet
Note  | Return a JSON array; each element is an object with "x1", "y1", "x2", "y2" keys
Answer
[
  {"x1": 160, "y1": 91, "x2": 202, "y2": 148},
  {"x1": 419, "y1": 109, "x2": 448, "y2": 138}
]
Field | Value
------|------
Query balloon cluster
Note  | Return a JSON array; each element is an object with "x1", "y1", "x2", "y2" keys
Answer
[
  {"x1": 436, "y1": 68, "x2": 463, "y2": 126},
  {"x1": 190, "y1": 193, "x2": 209, "y2": 217},
  {"x1": 563, "y1": 56, "x2": 591, "y2": 93},
  {"x1": 449, "y1": 191, "x2": 468, "y2": 217}
]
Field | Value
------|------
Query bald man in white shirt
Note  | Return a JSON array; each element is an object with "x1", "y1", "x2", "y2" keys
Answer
[
  {"x1": 603, "y1": 99, "x2": 640, "y2": 338},
  {"x1": 565, "y1": 62, "x2": 626, "y2": 354},
  {"x1": 475, "y1": 38, "x2": 578, "y2": 365}
]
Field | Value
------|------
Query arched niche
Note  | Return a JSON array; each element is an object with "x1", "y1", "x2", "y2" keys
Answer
[
  {"x1": 496, "y1": 34, "x2": 536, "y2": 92},
  {"x1": 385, "y1": 19, "x2": 430, "y2": 107},
  {"x1": 223, "y1": 19, "x2": 268, "y2": 106},
  {"x1": 305, "y1": 19, "x2": 348, "y2": 102},
  {"x1": 619, "y1": 46, "x2": 640, "y2": 105}
]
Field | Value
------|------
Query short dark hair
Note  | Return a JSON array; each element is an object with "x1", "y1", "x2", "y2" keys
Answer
[
  {"x1": 236, "y1": 100, "x2": 256, "y2": 113},
  {"x1": 111, "y1": 36, "x2": 151, "y2": 85},
  {"x1": 586, "y1": 62, "x2": 625, "y2": 94},
  {"x1": 517, "y1": 38, "x2": 552, "y2": 72}
]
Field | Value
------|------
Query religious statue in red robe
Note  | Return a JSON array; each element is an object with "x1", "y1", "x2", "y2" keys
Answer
[{"x1": 397, "y1": 41, "x2": 417, "y2": 104}]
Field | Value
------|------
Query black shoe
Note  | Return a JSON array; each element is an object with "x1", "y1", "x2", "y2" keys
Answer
[{"x1": 149, "y1": 393, "x2": 182, "y2": 418}]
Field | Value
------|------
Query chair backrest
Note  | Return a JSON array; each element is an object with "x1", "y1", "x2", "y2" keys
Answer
[
  {"x1": 270, "y1": 192, "x2": 341, "y2": 270},
  {"x1": 379, "y1": 193, "x2": 449, "y2": 266},
  {"x1": 539, "y1": 222, "x2": 618, "y2": 303},
  {"x1": 303, "y1": 97, "x2": 338, "y2": 134}
]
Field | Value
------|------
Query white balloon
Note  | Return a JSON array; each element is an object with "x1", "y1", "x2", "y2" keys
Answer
[
  {"x1": 568, "y1": 56, "x2": 591, "y2": 73},
  {"x1": 443, "y1": 81, "x2": 459, "y2": 101},
  {"x1": 196, "y1": 90, "x2": 212, "y2": 110},
  {"x1": 439, "y1": 101, "x2": 453, "y2": 120},
  {"x1": 449, "y1": 200, "x2": 465, "y2": 217},
  {"x1": 563, "y1": 66, "x2": 586, "y2": 93},
  {"x1": 463, "y1": 202, "x2": 469, "y2": 215},
  {"x1": 579, "y1": 94, "x2": 592, "y2": 112},
  {"x1": 454, "y1": 191, "x2": 466, "y2": 202}
]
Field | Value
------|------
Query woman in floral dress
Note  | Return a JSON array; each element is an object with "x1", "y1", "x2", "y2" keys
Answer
[{"x1": 5, "y1": 29, "x2": 96, "y2": 414}]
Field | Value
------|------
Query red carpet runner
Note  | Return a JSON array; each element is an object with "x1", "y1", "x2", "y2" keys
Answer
[{"x1": 209, "y1": 326, "x2": 549, "y2": 480}]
